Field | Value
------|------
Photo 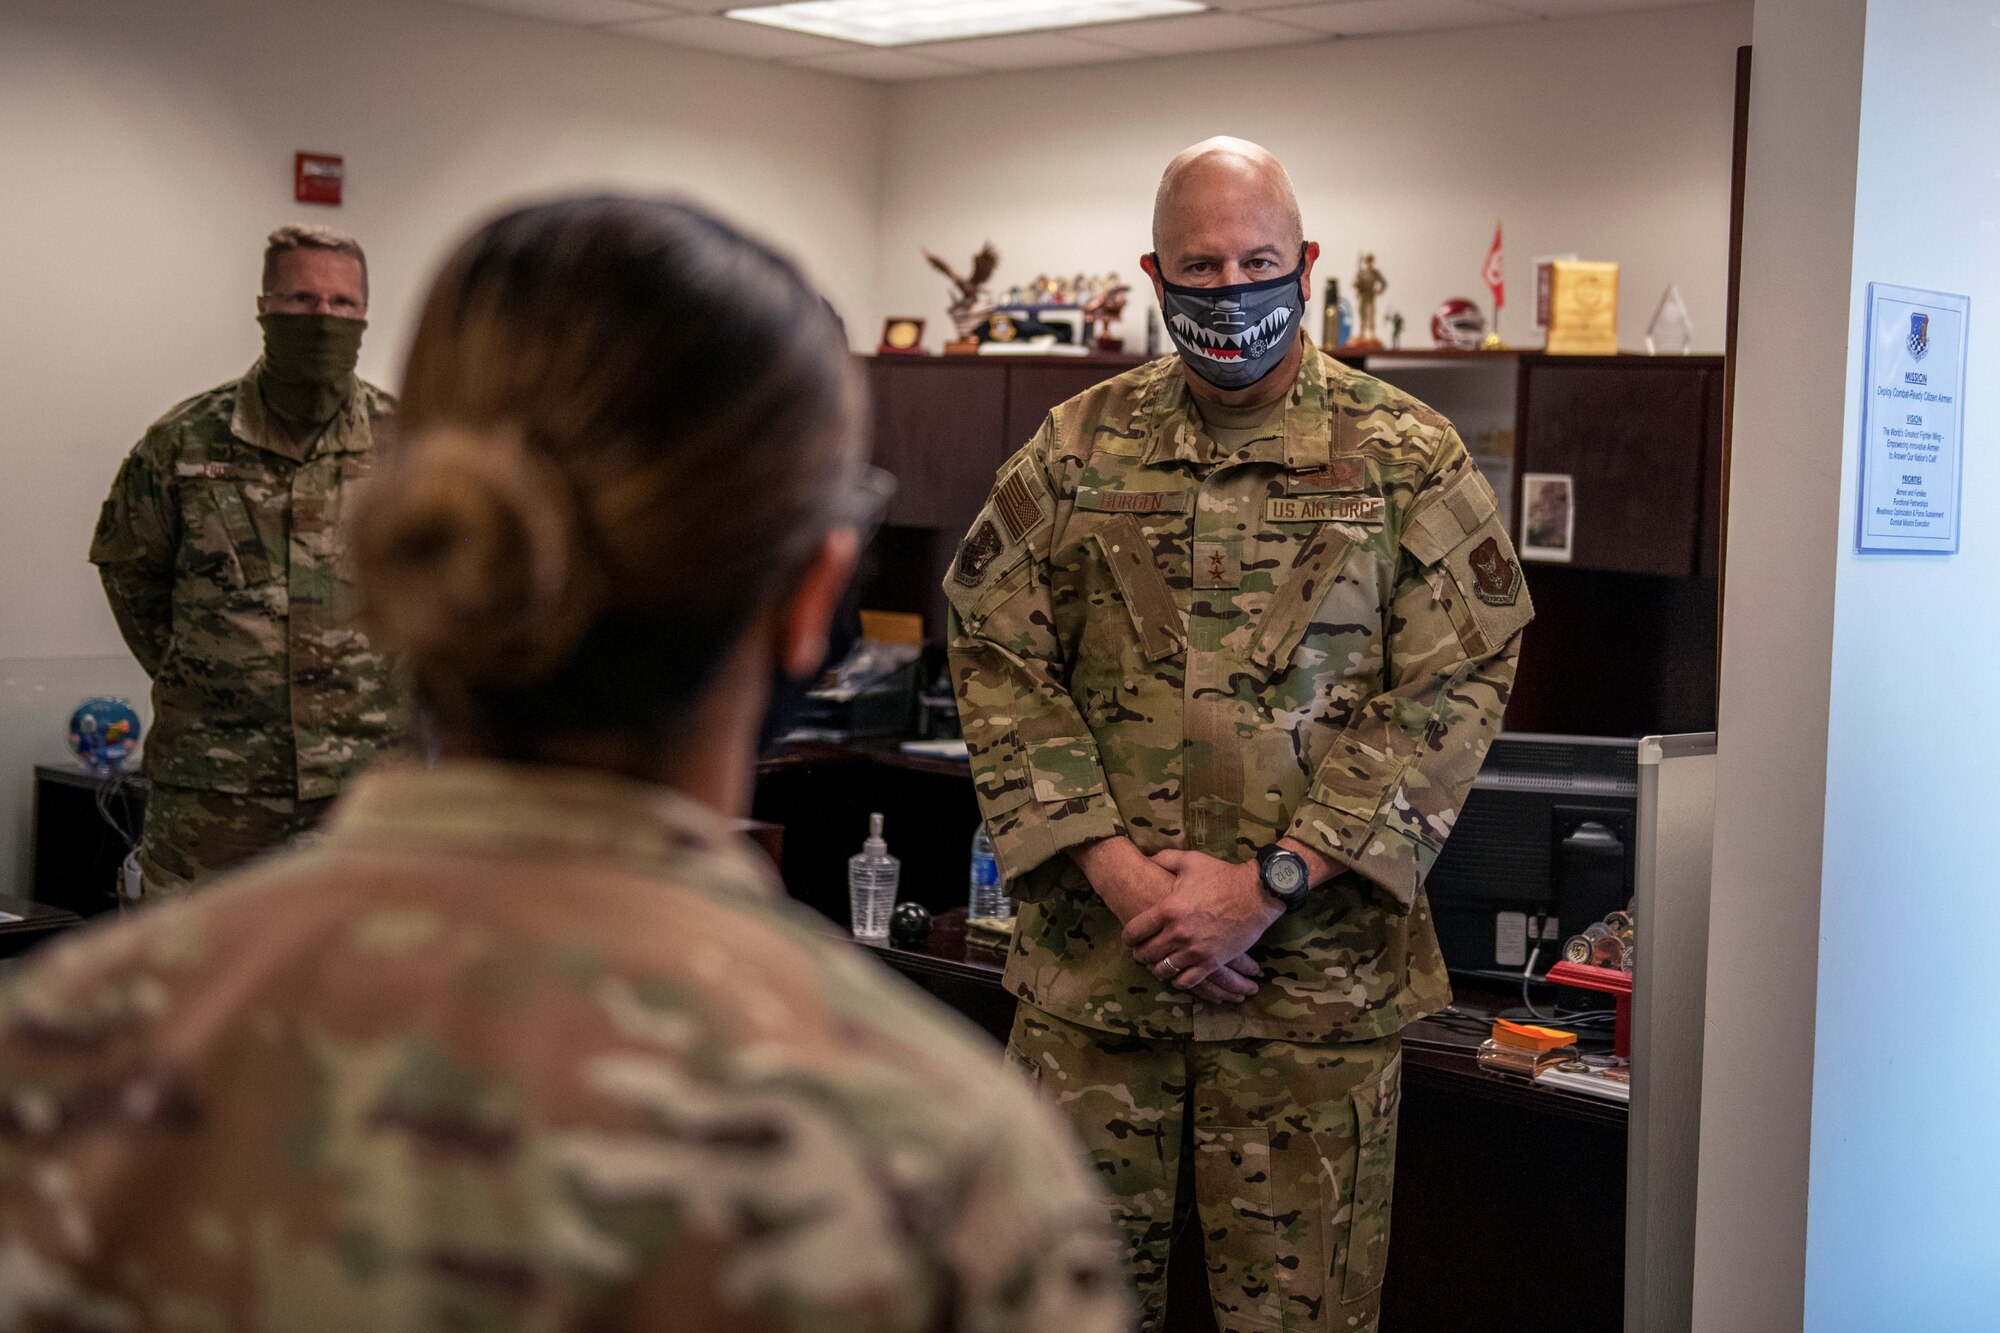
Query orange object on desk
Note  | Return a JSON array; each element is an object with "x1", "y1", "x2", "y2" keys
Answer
[{"x1": 1489, "y1": 1019, "x2": 1577, "y2": 1053}]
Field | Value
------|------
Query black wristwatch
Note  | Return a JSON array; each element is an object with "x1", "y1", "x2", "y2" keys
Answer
[{"x1": 1255, "y1": 844, "x2": 1312, "y2": 911}]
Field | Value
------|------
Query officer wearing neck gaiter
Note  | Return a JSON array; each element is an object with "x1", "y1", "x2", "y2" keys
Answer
[
  {"x1": 947, "y1": 138, "x2": 1533, "y2": 1333},
  {"x1": 90, "y1": 225, "x2": 407, "y2": 901}
]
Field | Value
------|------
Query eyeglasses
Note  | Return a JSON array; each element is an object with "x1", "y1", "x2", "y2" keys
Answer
[{"x1": 836, "y1": 465, "x2": 898, "y2": 549}]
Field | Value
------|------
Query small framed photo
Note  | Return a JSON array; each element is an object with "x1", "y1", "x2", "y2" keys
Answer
[
  {"x1": 877, "y1": 317, "x2": 925, "y2": 354},
  {"x1": 1521, "y1": 472, "x2": 1574, "y2": 562}
]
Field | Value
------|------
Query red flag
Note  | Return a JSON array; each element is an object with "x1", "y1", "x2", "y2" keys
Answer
[{"x1": 1482, "y1": 222, "x2": 1505, "y2": 313}]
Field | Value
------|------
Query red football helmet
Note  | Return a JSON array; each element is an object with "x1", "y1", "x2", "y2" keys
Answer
[{"x1": 1430, "y1": 298, "x2": 1488, "y2": 351}]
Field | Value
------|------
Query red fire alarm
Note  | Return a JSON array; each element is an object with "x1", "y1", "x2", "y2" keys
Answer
[{"x1": 295, "y1": 152, "x2": 344, "y2": 206}]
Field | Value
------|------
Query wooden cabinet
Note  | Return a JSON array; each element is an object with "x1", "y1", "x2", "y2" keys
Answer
[
  {"x1": 1514, "y1": 355, "x2": 1725, "y2": 577},
  {"x1": 1003, "y1": 362, "x2": 1127, "y2": 446},
  {"x1": 1339, "y1": 350, "x2": 1727, "y2": 736},
  {"x1": 866, "y1": 359, "x2": 1007, "y2": 528},
  {"x1": 1504, "y1": 355, "x2": 1725, "y2": 734},
  {"x1": 866, "y1": 354, "x2": 1139, "y2": 530},
  {"x1": 859, "y1": 354, "x2": 1142, "y2": 636}
]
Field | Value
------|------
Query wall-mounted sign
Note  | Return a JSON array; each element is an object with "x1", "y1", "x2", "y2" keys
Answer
[
  {"x1": 1857, "y1": 282, "x2": 1969, "y2": 554},
  {"x1": 295, "y1": 152, "x2": 344, "y2": 206}
]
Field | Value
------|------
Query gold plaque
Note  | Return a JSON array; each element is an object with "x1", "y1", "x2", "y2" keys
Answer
[
  {"x1": 1544, "y1": 260, "x2": 1620, "y2": 355},
  {"x1": 877, "y1": 316, "x2": 924, "y2": 354}
]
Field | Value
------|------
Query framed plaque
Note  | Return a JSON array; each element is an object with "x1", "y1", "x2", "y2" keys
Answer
[
  {"x1": 1544, "y1": 260, "x2": 1619, "y2": 355},
  {"x1": 1855, "y1": 282, "x2": 1968, "y2": 555},
  {"x1": 878, "y1": 317, "x2": 925, "y2": 355}
]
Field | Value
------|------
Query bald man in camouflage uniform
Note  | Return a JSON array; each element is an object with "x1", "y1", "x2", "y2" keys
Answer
[
  {"x1": 91, "y1": 225, "x2": 405, "y2": 901},
  {"x1": 0, "y1": 762, "x2": 1128, "y2": 1331},
  {"x1": 947, "y1": 138, "x2": 1532, "y2": 1332}
]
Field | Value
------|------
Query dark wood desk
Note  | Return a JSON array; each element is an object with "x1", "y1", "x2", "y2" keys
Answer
[
  {"x1": 871, "y1": 907, "x2": 1626, "y2": 1333},
  {"x1": 754, "y1": 739, "x2": 1627, "y2": 1330},
  {"x1": 0, "y1": 895, "x2": 84, "y2": 960},
  {"x1": 31, "y1": 764, "x2": 147, "y2": 919}
]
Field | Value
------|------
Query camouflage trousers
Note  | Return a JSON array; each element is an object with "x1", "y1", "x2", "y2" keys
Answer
[
  {"x1": 136, "y1": 782, "x2": 334, "y2": 902},
  {"x1": 1007, "y1": 1004, "x2": 1402, "y2": 1333}
]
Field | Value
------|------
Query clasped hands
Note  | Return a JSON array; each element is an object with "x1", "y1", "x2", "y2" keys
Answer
[{"x1": 1071, "y1": 836, "x2": 1292, "y2": 1006}]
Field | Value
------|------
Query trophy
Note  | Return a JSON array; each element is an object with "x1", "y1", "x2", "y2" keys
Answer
[
  {"x1": 923, "y1": 243, "x2": 999, "y2": 355},
  {"x1": 1645, "y1": 283, "x2": 1694, "y2": 355},
  {"x1": 1083, "y1": 276, "x2": 1131, "y2": 352},
  {"x1": 1340, "y1": 253, "x2": 1388, "y2": 351}
]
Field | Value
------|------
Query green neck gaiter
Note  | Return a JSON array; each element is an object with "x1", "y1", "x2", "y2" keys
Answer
[{"x1": 258, "y1": 312, "x2": 365, "y2": 427}]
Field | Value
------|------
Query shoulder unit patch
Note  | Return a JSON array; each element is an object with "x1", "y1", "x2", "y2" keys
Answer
[
  {"x1": 1467, "y1": 536, "x2": 1521, "y2": 606},
  {"x1": 953, "y1": 519, "x2": 1005, "y2": 586}
]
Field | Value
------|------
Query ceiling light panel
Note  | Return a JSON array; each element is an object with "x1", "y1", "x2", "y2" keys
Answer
[{"x1": 725, "y1": 0, "x2": 1209, "y2": 47}]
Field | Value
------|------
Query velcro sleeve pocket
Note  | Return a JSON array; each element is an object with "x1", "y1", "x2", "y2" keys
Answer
[
  {"x1": 1398, "y1": 466, "x2": 1496, "y2": 568},
  {"x1": 1400, "y1": 467, "x2": 1532, "y2": 657},
  {"x1": 1306, "y1": 736, "x2": 1408, "y2": 828},
  {"x1": 944, "y1": 541, "x2": 1033, "y2": 633},
  {"x1": 1437, "y1": 519, "x2": 1534, "y2": 656},
  {"x1": 1026, "y1": 735, "x2": 1108, "y2": 804}
]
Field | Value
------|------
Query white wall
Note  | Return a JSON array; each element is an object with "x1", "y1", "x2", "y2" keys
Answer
[
  {"x1": 1807, "y1": 0, "x2": 2000, "y2": 1322},
  {"x1": 876, "y1": 3, "x2": 1750, "y2": 357},
  {"x1": 0, "y1": 0, "x2": 885, "y2": 663},
  {"x1": 0, "y1": 0, "x2": 885, "y2": 890},
  {"x1": 1700, "y1": 0, "x2": 2000, "y2": 1326}
]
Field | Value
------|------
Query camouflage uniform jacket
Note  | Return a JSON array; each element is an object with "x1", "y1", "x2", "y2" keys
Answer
[
  {"x1": 0, "y1": 762, "x2": 1129, "y2": 1333},
  {"x1": 946, "y1": 343, "x2": 1532, "y2": 1044},
  {"x1": 90, "y1": 363, "x2": 407, "y2": 800}
]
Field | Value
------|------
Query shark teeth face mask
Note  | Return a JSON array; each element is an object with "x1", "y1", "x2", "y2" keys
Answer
[{"x1": 1154, "y1": 246, "x2": 1307, "y2": 390}]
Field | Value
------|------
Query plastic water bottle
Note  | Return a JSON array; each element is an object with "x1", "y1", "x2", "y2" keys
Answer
[
  {"x1": 848, "y1": 812, "x2": 899, "y2": 943},
  {"x1": 968, "y1": 823, "x2": 1011, "y2": 922}
]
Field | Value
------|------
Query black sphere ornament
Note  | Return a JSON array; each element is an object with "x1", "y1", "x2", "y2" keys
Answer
[{"x1": 888, "y1": 901, "x2": 933, "y2": 948}]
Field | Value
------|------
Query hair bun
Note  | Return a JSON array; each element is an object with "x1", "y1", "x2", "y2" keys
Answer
[{"x1": 354, "y1": 424, "x2": 602, "y2": 692}]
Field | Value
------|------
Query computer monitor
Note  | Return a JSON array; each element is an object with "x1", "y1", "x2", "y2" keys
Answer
[{"x1": 1425, "y1": 733, "x2": 1638, "y2": 982}]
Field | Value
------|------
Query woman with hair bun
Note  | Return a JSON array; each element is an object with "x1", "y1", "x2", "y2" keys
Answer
[{"x1": 0, "y1": 197, "x2": 1128, "y2": 1333}]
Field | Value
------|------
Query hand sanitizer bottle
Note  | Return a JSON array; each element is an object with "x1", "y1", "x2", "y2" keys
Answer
[{"x1": 848, "y1": 812, "x2": 899, "y2": 943}]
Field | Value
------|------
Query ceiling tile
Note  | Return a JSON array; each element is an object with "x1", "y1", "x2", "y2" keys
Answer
[
  {"x1": 792, "y1": 48, "x2": 981, "y2": 80},
  {"x1": 933, "y1": 31, "x2": 1133, "y2": 71},
  {"x1": 1488, "y1": 0, "x2": 1716, "y2": 15},
  {"x1": 1083, "y1": 10, "x2": 1325, "y2": 55},
  {"x1": 608, "y1": 13, "x2": 856, "y2": 57},
  {"x1": 1260, "y1": 0, "x2": 1525, "y2": 37},
  {"x1": 442, "y1": 0, "x2": 683, "y2": 24}
]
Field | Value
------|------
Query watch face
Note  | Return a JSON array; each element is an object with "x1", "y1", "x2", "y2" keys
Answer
[{"x1": 1266, "y1": 852, "x2": 1308, "y2": 896}]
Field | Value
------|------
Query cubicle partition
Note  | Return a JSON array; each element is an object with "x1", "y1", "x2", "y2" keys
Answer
[{"x1": 1627, "y1": 732, "x2": 1718, "y2": 1332}]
